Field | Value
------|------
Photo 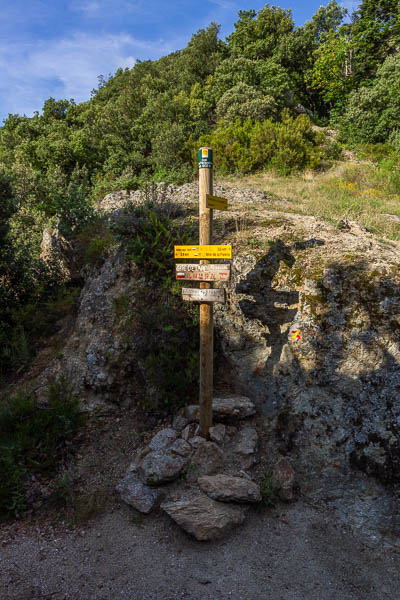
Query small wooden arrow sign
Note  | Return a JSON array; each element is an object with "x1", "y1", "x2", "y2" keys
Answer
[
  {"x1": 206, "y1": 194, "x2": 228, "y2": 211},
  {"x1": 175, "y1": 264, "x2": 230, "y2": 282},
  {"x1": 182, "y1": 288, "x2": 226, "y2": 303},
  {"x1": 174, "y1": 245, "x2": 232, "y2": 259}
]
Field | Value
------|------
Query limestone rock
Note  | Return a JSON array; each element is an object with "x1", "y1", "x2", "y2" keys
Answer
[
  {"x1": 190, "y1": 442, "x2": 224, "y2": 478},
  {"x1": 189, "y1": 436, "x2": 207, "y2": 450},
  {"x1": 139, "y1": 451, "x2": 188, "y2": 486},
  {"x1": 184, "y1": 396, "x2": 256, "y2": 422},
  {"x1": 213, "y1": 397, "x2": 256, "y2": 419},
  {"x1": 161, "y1": 496, "x2": 246, "y2": 541},
  {"x1": 172, "y1": 415, "x2": 189, "y2": 432},
  {"x1": 209, "y1": 424, "x2": 226, "y2": 445},
  {"x1": 168, "y1": 438, "x2": 192, "y2": 458},
  {"x1": 184, "y1": 405, "x2": 200, "y2": 422},
  {"x1": 116, "y1": 472, "x2": 163, "y2": 513},
  {"x1": 148, "y1": 428, "x2": 177, "y2": 452},
  {"x1": 198, "y1": 474, "x2": 261, "y2": 503},
  {"x1": 181, "y1": 423, "x2": 199, "y2": 442}
]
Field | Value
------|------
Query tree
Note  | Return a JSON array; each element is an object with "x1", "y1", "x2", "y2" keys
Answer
[
  {"x1": 351, "y1": 0, "x2": 400, "y2": 82},
  {"x1": 338, "y1": 53, "x2": 400, "y2": 144},
  {"x1": 311, "y1": 31, "x2": 355, "y2": 106},
  {"x1": 180, "y1": 23, "x2": 225, "y2": 85},
  {"x1": 216, "y1": 83, "x2": 276, "y2": 123},
  {"x1": 281, "y1": 1, "x2": 347, "y2": 114},
  {"x1": 227, "y1": 5, "x2": 294, "y2": 61}
]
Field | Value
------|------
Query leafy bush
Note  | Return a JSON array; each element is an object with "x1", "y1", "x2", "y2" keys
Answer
[
  {"x1": 216, "y1": 83, "x2": 276, "y2": 124},
  {"x1": 197, "y1": 111, "x2": 326, "y2": 175},
  {"x1": 388, "y1": 130, "x2": 400, "y2": 153},
  {"x1": 338, "y1": 54, "x2": 400, "y2": 145},
  {"x1": 0, "y1": 377, "x2": 84, "y2": 519},
  {"x1": 111, "y1": 184, "x2": 199, "y2": 412},
  {"x1": 112, "y1": 183, "x2": 192, "y2": 279},
  {"x1": 43, "y1": 165, "x2": 96, "y2": 238}
]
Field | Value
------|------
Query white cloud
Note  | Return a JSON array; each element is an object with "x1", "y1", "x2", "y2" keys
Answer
[
  {"x1": 0, "y1": 32, "x2": 176, "y2": 120},
  {"x1": 209, "y1": 0, "x2": 237, "y2": 9},
  {"x1": 75, "y1": 1, "x2": 101, "y2": 15}
]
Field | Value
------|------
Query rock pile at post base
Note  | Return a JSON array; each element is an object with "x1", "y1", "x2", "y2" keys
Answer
[{"x1": 116, "y1": 395, "x2": 290, "y2": 541}]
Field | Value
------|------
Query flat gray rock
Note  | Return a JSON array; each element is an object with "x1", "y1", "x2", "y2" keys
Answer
[
  {"x1": 148, "y1": 428, "x2": 177, "y2": 452},
  {"x1": 189, "y1": 435, "x2": 207, "y2": 449},
  {"x1": 161, "y1": 496, "x2": 246, "y2": 541},
  {"x1": 168, "y1": 438, "x2": 192, "y2": 458},
  {"x1": 172, "y1": 415, "x2": 190, "y2": 432},
  {"x1": 185, "y1": 396, "x2": 256, "y2": 422},
  {"x1": 139, "y1": 451, "x2": 188, "y2": 486},
  {"x1": 198, "y1": 474, "x2": 261, "y2": 503},
  {"x1": 212, "y1": 397, "x2": 256, "y2": 419},
  {"x1": 209, "y1": 424, "x2": 226, "y2": 445},
  {"x1": 116, "y1": 472, "x2": 163, "y2": 513}
]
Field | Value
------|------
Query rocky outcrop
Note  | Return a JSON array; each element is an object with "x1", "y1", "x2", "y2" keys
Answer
[{"x1": 23, "y1": 182, "x2": 400, "y2": 541}]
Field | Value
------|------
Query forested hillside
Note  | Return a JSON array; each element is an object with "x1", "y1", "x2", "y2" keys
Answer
[{"x1": 0, "y1": 0, "x2": 399, "y2": 382}]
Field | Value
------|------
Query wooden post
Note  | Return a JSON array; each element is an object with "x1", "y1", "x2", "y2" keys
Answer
[{"x1": 198, "y1": 147, "x2": 213, "y2": 438}]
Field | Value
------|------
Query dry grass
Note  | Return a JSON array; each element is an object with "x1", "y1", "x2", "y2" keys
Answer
[{"x1": 217, "y1": 159, "x2": 400, "y2": 241}]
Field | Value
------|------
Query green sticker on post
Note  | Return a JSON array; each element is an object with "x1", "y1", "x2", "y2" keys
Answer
[{"x1": 198, "y1": 148, "x2": 213, "y2": 169}]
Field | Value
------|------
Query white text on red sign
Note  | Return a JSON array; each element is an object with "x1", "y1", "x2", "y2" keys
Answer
[{"x1": 175, "y1": 264, "x2": 230, "y2": 282}]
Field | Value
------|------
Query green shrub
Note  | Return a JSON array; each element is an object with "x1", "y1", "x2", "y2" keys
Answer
[
  {"x1": 216, "y1": 83, "x2": 276, "y2": 124},
  {"x1": 152, "y1": 164, "x2": 195, "y2": 186},
  {"x1": 197, "y1": 112, "x2": 326, "y2": 175},
  {"x1": 0, "y1": 377, "x2": 84, "y2": 520},
  {"x1": 111, "y1": 185, "x2": 199, "y2": 412},
  {"x1": 112, "y1": 183, "x2": 192, "y2": 279},
  {"x1": 72, "y1": 217, "x2": 115, "y2": 268},
  {"x1": 270, "y1": 113, "x2": 323, "y2": 174},
  {"x1": 338, "y1": 54, "x2": 400, "y2": 145},
  {"x1": 389, "y1": 130, "x2": 400, "y2": 153}
]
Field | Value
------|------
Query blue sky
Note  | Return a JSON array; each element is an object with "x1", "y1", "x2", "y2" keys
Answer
[{"x1": 0, "y1": 1, "x2": 359, "y2": 123}]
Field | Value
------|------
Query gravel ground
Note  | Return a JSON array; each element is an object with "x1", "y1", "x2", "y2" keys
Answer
[{"x1": 1, "y1": 499, "x2": 400, "y2": 600}]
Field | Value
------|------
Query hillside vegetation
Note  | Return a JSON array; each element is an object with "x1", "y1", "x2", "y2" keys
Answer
[{"x1": 0, "y1": 0, "x2": 399, "y2": 382}]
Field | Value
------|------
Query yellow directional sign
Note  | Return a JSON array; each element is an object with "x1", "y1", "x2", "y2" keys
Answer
[
  {"x1": 206, "y1": 194, "x2": 228, "y2": 211},
  {"x1": 174, "y1": 245, "x2": 232, "y2": 259}
]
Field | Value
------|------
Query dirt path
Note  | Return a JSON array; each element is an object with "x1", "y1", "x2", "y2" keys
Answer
[{"x1": 1, "y1": 499, "x2": 400, "y2": 600}]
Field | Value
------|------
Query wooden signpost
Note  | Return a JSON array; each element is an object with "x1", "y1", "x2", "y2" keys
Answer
[{"x1": 173, "y1": 147, "x2": 231, "y2": 439}]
